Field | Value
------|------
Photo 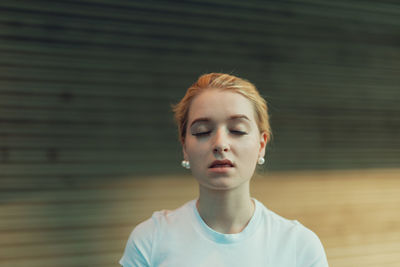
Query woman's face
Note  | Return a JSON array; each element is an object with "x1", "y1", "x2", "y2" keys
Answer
[{"x1": 183, "y1": 89, "x2": 267, "y2": 191}]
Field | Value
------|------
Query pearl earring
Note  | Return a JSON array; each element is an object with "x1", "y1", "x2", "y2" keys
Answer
[
  {"x1": 258, "y1": 157, "x2": 265, "y2": 165},
  {"x1": 181, "y1": 160, "x2": 190, "y2": 169}
]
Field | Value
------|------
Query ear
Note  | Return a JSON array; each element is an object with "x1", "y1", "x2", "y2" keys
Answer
[
  {"x1": 181, "y1": 139, "x2": 189, "y2": 160},
  {"x1": 258, "y1": 131, "x2": 268, "y2": 158}
]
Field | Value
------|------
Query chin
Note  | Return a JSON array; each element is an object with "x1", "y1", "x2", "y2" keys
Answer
[{"x1": 202, "y1": 178, "x2": 243, "y2": 191}]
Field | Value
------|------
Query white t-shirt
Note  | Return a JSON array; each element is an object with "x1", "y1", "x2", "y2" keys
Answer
[{"x1": 120, "y1": 199, "x2": 329, "y2": 267}]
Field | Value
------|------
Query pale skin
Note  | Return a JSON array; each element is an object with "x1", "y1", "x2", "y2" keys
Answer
[{"x1": 182, "y1": 88, "x2": 268, "y2": 234}]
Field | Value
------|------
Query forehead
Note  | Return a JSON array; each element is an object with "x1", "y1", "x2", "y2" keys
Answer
[{"x1": 187, "y1": 89, "x2": 256, "y2": 124}]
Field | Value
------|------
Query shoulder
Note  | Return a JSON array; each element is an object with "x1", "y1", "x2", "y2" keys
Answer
[
  {"x1": 255, "y1": 199, "x2": 300, "y2": 232},
  {"x1": 119, "y1": 200, "x2": 195, "y2": 266},
  {"x1": 119, "y1": 212, "x2": 159, "y2": 267},
  {"x1": 255, "y1": 200, "x2": 328, "y2": 266},
  {"x1": 295, "y1": 224, "x2": 329, "y2": 266},
  {"x1": 133, "y1": 199, "x2": 194, "y2": 239}
]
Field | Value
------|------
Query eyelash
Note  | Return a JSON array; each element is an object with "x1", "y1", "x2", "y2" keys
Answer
[
  {"x1": 192, "y1": 130, "x2": 247, "y2": 137},
  {"x1": 231, "y1": 130, "x2": 247, "y2": 135},
  {"x1": 192, "y1": 131, "x2": 211, "y2": 137}
]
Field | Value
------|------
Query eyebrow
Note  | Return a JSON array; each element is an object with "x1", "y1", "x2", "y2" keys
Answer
[{"x1": 190, "y1": 114, "x2": 250, "y2": 128}]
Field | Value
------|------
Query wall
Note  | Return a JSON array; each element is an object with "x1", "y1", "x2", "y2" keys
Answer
[{"x1": 1, "y1": 1, "x2": 399, "y2": 266}]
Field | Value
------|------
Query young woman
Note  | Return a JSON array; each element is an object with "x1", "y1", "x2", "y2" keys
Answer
[{"x1": 120, "y1": 73, "x2": 329, "y2": 266}]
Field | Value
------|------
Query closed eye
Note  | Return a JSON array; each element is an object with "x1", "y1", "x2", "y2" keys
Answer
[
  {"x1": 231, "y1": 130, "x2": 247, "y2": 135},
  {"x1": 192, "y1": 131, "x2": 211, "y2": 137}
]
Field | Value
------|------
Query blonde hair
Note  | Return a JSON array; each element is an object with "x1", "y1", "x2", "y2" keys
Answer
[{"x1": 172, "y1": 73, "x2": 271, "y2": 143}]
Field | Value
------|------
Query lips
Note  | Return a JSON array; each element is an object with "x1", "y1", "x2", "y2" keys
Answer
[{"x1": 209, "y1": 159, "x2": 234, "y2": 168}]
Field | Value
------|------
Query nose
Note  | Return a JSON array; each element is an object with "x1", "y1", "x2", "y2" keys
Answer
[{"x1": 212, "y1": 128, "x2": 229, "y2": 154}]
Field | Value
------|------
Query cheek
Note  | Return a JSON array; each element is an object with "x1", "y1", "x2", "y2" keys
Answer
[
  {"x1": 186, "y1": 140, "x2": 207, "y2": 163},
  {"x1": 186, "y1": 143, "x2": 209, "y2": 178},
  {"x1": 237, "y1": 138, "x2": 260, "y2": 164},
  {"x1": 233, "y1": 144, "x2": 258, "y2": 180}
]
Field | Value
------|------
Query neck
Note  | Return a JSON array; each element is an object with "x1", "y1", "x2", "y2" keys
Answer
[{"x1": 196, "y1": 182, "x2": 255, "y2": 234}]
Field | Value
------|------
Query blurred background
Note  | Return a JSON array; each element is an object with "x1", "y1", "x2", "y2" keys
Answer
[{"x1": 0, "y1": 0, "x2": 399, "y2": 266}]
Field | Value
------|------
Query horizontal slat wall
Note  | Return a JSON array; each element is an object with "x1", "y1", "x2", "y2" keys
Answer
[
  {"x1": 1, "y1": 169, "x2": 400, "y2": 266},
  {"x1": 0, "y1": 0, "x2": 399, "y2": 179},
  {"x1": 0, "y1": 0, "x2": 400, "y2": 266}
]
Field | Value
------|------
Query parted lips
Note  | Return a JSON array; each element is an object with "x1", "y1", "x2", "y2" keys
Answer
[{"x1": 209, "y1": 159, "x2": 234, "y2": 168}]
